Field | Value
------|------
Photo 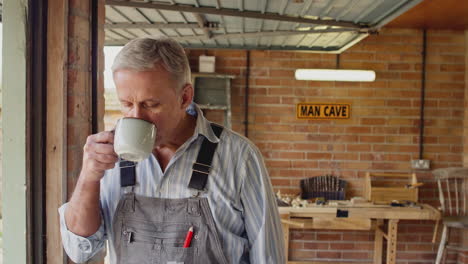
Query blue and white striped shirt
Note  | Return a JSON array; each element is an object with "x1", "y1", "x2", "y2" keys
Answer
[{"x1": 58, "y1": 104, "x2": 285, "y2": 264}]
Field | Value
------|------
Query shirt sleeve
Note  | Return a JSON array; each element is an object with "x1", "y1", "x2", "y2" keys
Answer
[
  {"x1": 240, "y1": 145, "x2": 286, "y2": 264},
  {"x1": 58, "y1": 203, "x2": 107, "y2": 263}
]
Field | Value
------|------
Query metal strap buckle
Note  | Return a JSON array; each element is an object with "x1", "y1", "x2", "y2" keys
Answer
[
  {"x1": 119, "y1": 158, "x2": 137, "y2": 168},
  {"x1": 119, "y1": 164, "x2": 137, "y2": 169},
  {"x1": 193, "y1": 162, "x2": 211, "y2": 174},
  {"x1": 192, "y1": 169, "x2": 209, "y2": 175}
]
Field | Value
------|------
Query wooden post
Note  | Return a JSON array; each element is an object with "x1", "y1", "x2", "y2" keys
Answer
[
  {"x1": 46, "y1": 0, "x2": 68, "y2": 263},
  {"x1": 373, "y1": 219, "x2": 384, "y2": 264},
  {"x1": 281, "y1": 213, "x2": 291, "y2": 262},
  {"x1": 387, "y1": 220, "x2": 399, "y2": 264},
  {"x1": 365, "y1": 172, "x2": 371, "y2": 201}
]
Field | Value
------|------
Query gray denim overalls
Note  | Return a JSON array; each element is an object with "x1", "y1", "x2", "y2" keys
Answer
[{"x1": 112, "y1": 124, "x2": 230, "y2": 264}]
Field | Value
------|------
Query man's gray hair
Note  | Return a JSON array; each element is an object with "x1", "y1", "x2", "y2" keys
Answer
[{"x1": 112, "y1": 37, "x2": 191, "y2": 91}]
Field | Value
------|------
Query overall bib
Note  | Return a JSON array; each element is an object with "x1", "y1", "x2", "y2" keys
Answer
[{"x1": 112, "y1": 124, "x2": 229, "y2": 264}]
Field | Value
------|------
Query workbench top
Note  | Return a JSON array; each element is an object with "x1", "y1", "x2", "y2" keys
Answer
[{"x1": 279, "y1": 202, "x2": 440, "y2": 220}]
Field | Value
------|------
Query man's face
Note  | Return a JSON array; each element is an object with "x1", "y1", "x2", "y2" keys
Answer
[{"x1": 113, "y1": 64, "x2": 192, "y2": 146}]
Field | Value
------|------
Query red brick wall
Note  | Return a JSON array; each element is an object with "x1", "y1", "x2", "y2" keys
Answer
[{"x1": 188, "y1": 28, "x2": 466, "y2": 263}]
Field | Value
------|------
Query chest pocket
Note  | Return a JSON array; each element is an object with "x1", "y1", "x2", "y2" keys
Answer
[{"x1": 121, "y1": 220, "x2": 199, "y2": 264}]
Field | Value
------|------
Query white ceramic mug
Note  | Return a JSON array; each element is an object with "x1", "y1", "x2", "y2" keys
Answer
[{"x1": 114, "y1": 117, "x2": 156, "y2": 162}]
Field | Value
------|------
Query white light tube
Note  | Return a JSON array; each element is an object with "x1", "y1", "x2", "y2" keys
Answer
[{"x1": 295, "y1": 69, "x2": 376, "y2": 82}]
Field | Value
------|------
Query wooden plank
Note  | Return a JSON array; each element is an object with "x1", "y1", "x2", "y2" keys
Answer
[
  {"x1": 368, "y1": 172, "x2": 415, "y2": 178},
  {"x1": 365, "y1": 173, "x2": 371, "y2": 202},
  {"x1": 288, "y1": 262, "x2": 342, "y2": 264},
  {"x1": 370, "y1": 187, "x2": 418, "y2": 203},
  {"x1": 387, "y1": 220, "x2": 399, "y2": 264},
  {"x1": 284, "y1": 217, "x2": 372, "y2": 230},
  {"x1": 279, "y1": 204, "x2": 441, "y2": 220},
  {"x1": 419, "y1": 204, "x2": 442, "y2": 219},
  {"x1": 280, "y1": 214, "x2": 290, "y2": 261},
  {"x1": 311, "y1": 218, "x2": 372, "y2": 230},
  {"x1": 432, "y1": 220, "x2": 440, "y2": 243},
  {"x1": 281, "y1": 219, "x2": 306, "y2": 228},
  {"x1": 299, "y1": 213, "x2": 340, "y2": 219},
  {"x1": 373, "y1": 220, "x2": 384, "y2": 264},
  {"x1": 375, "y1": 227, "x2": 388, "y2": 240},
  {"x1": 278, "y1": 207, "x2": 337, "y2": 214},
  {"x1": 366, "y1": 172, "x2": 419, "y2": 203},
  {"x1": 346, "y1": 207, "x2": 437, "y2": 220},
  {"x1": 46, "y1": 0, "x2": 68, "y2": 263}
]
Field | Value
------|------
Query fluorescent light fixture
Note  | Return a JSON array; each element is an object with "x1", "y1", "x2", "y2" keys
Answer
[
  {"x1": 295, "y1": 69, "x2": 376, "y2": 82},
  {"x1": 296, "y1": 26, "x2": 311, "y2": 31}
]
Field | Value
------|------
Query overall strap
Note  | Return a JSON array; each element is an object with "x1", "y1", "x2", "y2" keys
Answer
[
  {"x1": 188, "y1": 123, "x2": 224, "y2": 191},
  {"x1": 120, "y1": 160, "x2": 136, "y2": 187},
  {"x1": 120, "y1": 123, "x2": 224, "y2": 189}
]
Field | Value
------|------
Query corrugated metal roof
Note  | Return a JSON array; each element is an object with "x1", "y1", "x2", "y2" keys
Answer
[{"x1": 105, "y1": 0, "x2": 423, "y2": 53}]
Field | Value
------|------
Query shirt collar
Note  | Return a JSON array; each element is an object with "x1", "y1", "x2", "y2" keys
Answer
[{"x1": 189, "y1": 103, "x2": 221, "y2": 144}]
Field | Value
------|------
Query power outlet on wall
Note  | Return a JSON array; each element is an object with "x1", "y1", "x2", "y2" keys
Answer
[{"x1": 411, "y1": 159, "x2": 431, "y2": 170}]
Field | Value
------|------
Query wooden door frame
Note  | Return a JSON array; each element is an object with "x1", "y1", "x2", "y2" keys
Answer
[
  {"x1": 27, "y1": 0, "x2": 49, "y2": 263},
  {"x1": 46, "y1": 0, "x2": 68, "y2": 263}
]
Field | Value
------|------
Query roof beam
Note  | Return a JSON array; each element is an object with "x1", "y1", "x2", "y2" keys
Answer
[
  {"x1": 134, "y1": 8, "x2": 158, "y2": 36},
  {"x1": 194, "y1": 14, "x2": 213, "y2": 38},
  {"x1": 108, "y1": 6, "x2": 139, "y2": 38},
  {"x1": 278, "y1": 0, "x2": 288, "y2": 15},
  {"x1": 104, "y1": 22, "x2": 218, "y2": 29},
  {"x1": 106, "y1": 28, "x2": 361, "y2": 45},
  {"x1": 106, "y1": 0, "x2": 365, "y2": 29},
  {"x1": 318, "y1": 0, "x2": 338, "y2": 19},
  {"x1": 103, "y1": 42, "x2": 357, "y2": 53},
  {"x1": 181, "y1": 28, "x2": 359, "y2": 41},
  {"x1": 237, "y1": 0, "x2": 243, "y2": 12},
  {"x1": 291, "y1": 0, "x2": 314, "y2": 33},
  {"x1": 189, "y1": 0, "x2": 212, "y2": 40},
  {"x1": 212, "y1": 0, "x2": 230, "y2": 46}
]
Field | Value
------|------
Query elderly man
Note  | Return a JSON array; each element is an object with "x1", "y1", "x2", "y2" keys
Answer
[{"x1": 59, "y1": 37, "x2": 285, "y2": 264}]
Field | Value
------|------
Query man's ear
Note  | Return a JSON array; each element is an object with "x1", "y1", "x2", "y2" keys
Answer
[{"x1": 180, "y1": 83, "x2": 194, "y2": 109}]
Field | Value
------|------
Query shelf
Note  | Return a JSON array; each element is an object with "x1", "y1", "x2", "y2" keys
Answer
[
  {"x1": 192, "y1": 73, "x2": 235, "y2": 129},
  {"x1": 192, "y1": 72, "x2": 236, "y2": 79},
  {"x1": 198, "y1": 104, "x2": 228, "y2": 110}
]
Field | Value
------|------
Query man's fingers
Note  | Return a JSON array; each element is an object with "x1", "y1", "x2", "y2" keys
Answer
[
  {"x1": 92, "y1": 131, "x2": 115, "y2": 144},
  {"x1": 94, "y1": 143, "x2": 117, "y2": 156},
  {"x1": 86, "y1": 157, "x2": 116, "y2": 172},
  {"x1": 81, "y1": 131, "x2": 118, "y2": 181},
  {"x1": 88, "y1": 152, "x2": 119, "y2": 165}
]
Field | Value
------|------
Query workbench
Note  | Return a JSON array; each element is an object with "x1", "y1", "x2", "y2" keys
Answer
[{"x1": 279, "y1": 202, "x2": 441, "y2": 264}]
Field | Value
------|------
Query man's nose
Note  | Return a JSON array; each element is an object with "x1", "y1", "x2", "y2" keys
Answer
[{"x1": 128, "y1": 106, "x2": 144, "y2": 119}]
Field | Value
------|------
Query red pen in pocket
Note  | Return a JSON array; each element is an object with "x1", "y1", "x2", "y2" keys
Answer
[{"x1": 183, "y1": 226, "x2": 194, "y2": 248}]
